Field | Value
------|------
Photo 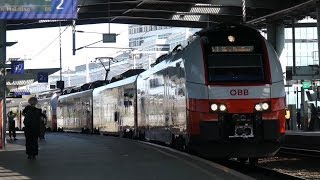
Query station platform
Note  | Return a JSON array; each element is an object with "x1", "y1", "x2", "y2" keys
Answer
[
  {"x1": 0, "y1": 132, "x2": 251, "y2": 180},
  {"x1": 283, "y1": 130, "x2": 320, "y2": 150}
]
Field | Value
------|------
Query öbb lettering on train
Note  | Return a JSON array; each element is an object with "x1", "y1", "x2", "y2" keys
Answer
[{"x1": 229, "y1": 89, "x2": 249, "y2": 96}]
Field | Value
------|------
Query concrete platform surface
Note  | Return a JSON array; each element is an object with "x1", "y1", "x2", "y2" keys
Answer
[
  {"x1": 285, "y1": 130, "x2": 320, "y2": 136},
  {"x1": 0, "y1": 133, "x2": 251, "y2": 180},
  {"x1": 284, "y1": 130, "x2": 320, "y2": 150}
]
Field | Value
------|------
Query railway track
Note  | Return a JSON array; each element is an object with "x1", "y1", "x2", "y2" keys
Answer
[
  {"x1": 213, "y1": 159, "x2": 304, "y2": 180},
  {"x1": 279, "y1": 147, "x2": 320, "y2": 158}
]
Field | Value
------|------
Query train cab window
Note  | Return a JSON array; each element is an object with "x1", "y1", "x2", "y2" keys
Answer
[{"x1": 207, "y1": 54, "x2": 265, "y2": 82}]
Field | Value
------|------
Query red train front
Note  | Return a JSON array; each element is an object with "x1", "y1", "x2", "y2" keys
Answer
[{"x1": 137, "y1": 24, "x2": 286, "y2": 160}]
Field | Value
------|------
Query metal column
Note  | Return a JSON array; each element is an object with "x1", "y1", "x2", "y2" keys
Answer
[
  {"x1": 292, "y1": 18, "x2": 296, "y2": 75},
  {"x1": 0, "y1": 21, "x2": 6, "y2": 149},
  {"x1": 317, "y1": 5, "x2": 320, "y2": 68}
]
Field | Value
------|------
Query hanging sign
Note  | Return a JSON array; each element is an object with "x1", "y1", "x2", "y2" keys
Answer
[{"x1": 0, "y1": 0, "x2": 77, "y2": 20}]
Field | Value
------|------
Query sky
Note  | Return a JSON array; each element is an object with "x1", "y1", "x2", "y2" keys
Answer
[{"x1": 6, "y1": 23, "x2": 128, "y2": 71}]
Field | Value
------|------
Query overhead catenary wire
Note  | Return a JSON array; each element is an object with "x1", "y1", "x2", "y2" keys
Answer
[
  {"x1": 32, "y1": 25, "x2": 70, "y2": 59},
  {"x1": 32, "y1": 0, "x2": 88, "y2": 59}
]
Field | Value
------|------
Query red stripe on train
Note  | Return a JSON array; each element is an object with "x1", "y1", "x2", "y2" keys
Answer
[
  {"x1": 187, "y1": 97, "x2": 286, "y2": 135},
  {"x1": 187, "y1": 97, "x2": 286, "y2": 113}
]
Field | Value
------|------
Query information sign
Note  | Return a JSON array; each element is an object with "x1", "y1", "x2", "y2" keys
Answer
[
  {"x1": 211, "y1": 46, "x2": 254, "y2": 53},
  {"x1": 14, "y1": 92, "x2": 31, "y2": 96},
  {"x1": 103, "y1": 33, "x2": 117, "y2": 43},
  {"x1": 0, "y1": 0, "x2": 77, "y2": 20},
  {"x1": 11, "y1": 61, "x2": 24, "y2": 74},
  {"x1": 302, "y1": 81, "x2": 311, "y2": 90},
  {"x1": 38, "y1": 72, "x2": 48, "y2": 83}
]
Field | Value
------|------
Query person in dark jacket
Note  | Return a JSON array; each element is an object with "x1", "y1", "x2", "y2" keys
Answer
[
  {"x1": 309, "y1": 103, "x2": 317, "y2": 131},
  {"x1": 22, "y1": 97, "x2": 42, "y2": 160},
  {"x1": 296, "y1": 109, "x2": 301, "y2": 130},
  {"x1": 8, "y1": 111, "x2": 17, "y2": 140}
]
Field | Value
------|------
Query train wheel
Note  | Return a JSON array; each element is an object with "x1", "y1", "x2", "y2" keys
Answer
[
  {"x1": 249, "y1": 158, "x2": 258, "y2": 166},
  {"x1": 122, "y1": 131, "x2": 127, "y2": 138},
  {"x1": 178, "y1": 136, "x2": 186, "y2": 152},
  {"x1": 170, "y1": 135, "x2": 177, "y2": 149},
  {"x1": 171, "y1": 135, "x2": 186, "y2": 151},
  {"x1": 238, "y1": 158, "x2": 247, "y2": 164},
  {"x1": 138, "y1": 131, "x2": 145, "y2": 141}
]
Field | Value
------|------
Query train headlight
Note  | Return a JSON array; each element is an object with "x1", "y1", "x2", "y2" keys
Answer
[
  {"x1": 219, "y1": 104, "x2": 227, "y2": 111},
  {"x1": 262, "y1": 103, "x2": 269, "y2": 110},
  {"x1": 255, "y1": 102, "x2": 270, "y2": 111},
  {"x1": 228, "y1": 35, "x2": 235, "y2": 42},
  {"x1": 211, "y1": 104, "x2": 218, "y2": 111},
  {"x1": 255, "y1": 104, "x2": 263, "y2": 111}
]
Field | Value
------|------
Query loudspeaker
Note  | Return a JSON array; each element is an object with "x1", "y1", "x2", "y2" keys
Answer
[{"x1": 56, "y1": 81, "x2": 64, "y2": 90}]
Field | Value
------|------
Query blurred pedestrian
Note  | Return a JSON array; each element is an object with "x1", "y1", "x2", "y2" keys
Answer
[
  {"x1": 285, "y1": 108, "x2": 291, "y2": 130},
  {"x1": 309, "y1": 103, "x2": 317, "y2": 131},
  {"x1": 22, "y1": 97, "x2": 42, "y2": 160},
  {"x1": 296, "y1": 109, "x2": 301, "y2": 130},
  {"x1": 39, "y1": 110, "x2": 47, "y2": 140},
  {"x1": 8, "y1": 111, "x2": 17, "y2": 141}
]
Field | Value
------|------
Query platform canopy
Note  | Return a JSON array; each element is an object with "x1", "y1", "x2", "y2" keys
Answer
[
  {"x1": 4, "y1": 0, "x2": 319, "y2": 30},
  {"x1": 6, "y1": 68, "x2": 60, "y2": 88}
]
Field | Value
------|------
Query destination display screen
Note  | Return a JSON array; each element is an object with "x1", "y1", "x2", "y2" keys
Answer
[
  {"x1": 212, "y1": 46, "x2": 254, "y2": 53},
  {"x1": 0, "y1": 0, "x2": 77, "y2": 19}
]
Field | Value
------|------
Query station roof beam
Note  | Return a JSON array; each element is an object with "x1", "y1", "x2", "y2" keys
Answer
[{"x1": 4, "y1": 0, "x2": 317, "y2": 30}]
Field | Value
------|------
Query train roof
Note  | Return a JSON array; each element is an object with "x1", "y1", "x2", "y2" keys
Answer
[
  {"x1": 110, "y1": 69, "x2": 145, "y2": 83},
  {"x1": 59, "y1": 89, "x2": 93, "y2": 103},
  {"x1": 61, "y1": 80, "x2": 108, "y2": 95},
  {"x1": 60, "y1": 69, "x2": 144, "y2": 96},
  {"x1": 93, "y1": 75, "x2": 139, "y2": 95},
  {"x1": 37, "y1": 89, "x2": 60, "y2": 99}
]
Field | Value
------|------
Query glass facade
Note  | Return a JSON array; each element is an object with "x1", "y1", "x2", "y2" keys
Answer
[
  {"x1": 280, "y1": 22, "x2": 318, "y2": 107},
  {"x1": 128, "y1": 25, "x2": 172, "y2": 48}
]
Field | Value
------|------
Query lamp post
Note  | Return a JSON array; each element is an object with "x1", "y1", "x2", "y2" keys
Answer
[
  {"x1": 0, "y1": 20, "x2": 18, "y2": 149},
  {"x1": 67, "y1": 67, "x2": 71, "y2": 87}
]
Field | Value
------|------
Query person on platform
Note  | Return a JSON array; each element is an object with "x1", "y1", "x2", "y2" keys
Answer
[
  {"x1": 309, "y1": 103, "x2": 317, "y2": 131},
  {"x1": 22, "y1": 97, "x2": 42, "y2": 160},
  {"x1": 39, "y1": 110, "x2": 47, "y2": 140},
  {"x1": 285, "y1": 108, "x2": 291, "y2": 130},
  {"x1": 8, "y1": 111, "x2": 17, "y2": 141},
  {"x1": 296, "y1": 109, "x2": 301, "y2": 130}
]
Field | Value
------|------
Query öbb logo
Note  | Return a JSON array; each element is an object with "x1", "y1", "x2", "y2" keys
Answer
[{"x1": 230, "y1": 89, "x2": 249, "y2": 96}]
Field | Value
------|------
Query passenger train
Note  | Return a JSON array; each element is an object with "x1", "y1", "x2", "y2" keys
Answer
[{"x1": 56, "y1": 24, "x2": 286, "y2": 161}]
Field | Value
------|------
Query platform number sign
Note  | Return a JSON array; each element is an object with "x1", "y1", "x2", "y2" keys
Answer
[
  {"x1": 0, "y1": 0, "x2": 77, "y2": 20},
  {"x1": 38, "y1": 72, "x2": 49, "y2": 83},
  {"x1": 53, "y1": 0, "x2": 68, "y2": 11},
  {"x1": 11, "y1": 61, "x2": 24, "y2": 74}
]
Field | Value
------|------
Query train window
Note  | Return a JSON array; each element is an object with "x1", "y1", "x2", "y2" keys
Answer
[{"x1": 207, "y1": 54, "x2": 265, "y2": 82}]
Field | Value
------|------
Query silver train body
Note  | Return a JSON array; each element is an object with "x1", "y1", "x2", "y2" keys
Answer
[{"x1": 57, "y1": 24, "x2": 285, "y2": 159}]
